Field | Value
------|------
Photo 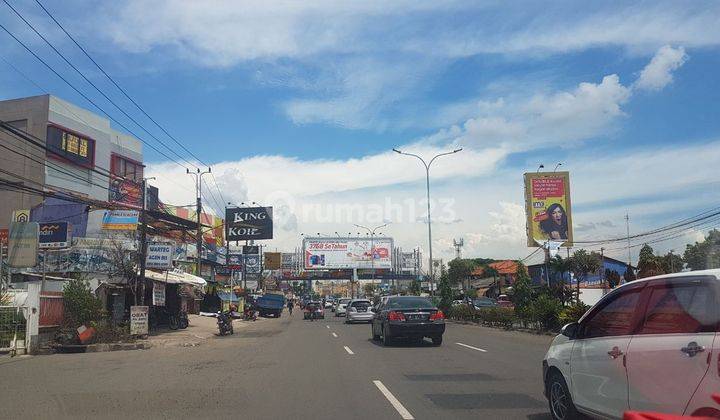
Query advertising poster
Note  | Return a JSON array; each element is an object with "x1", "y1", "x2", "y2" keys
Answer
[
  {"x1": 146, "y1": 243, "x2": 173, "y2": 269},
  {"x1": 524, "y1": 171, "x2": 573, "y2": 247},
  {"x1": 281, "y1": 253, "x2": 295, "y2": 269},
  {"x1": 400, "y1": 252, "x2": 417, "y2": 272},
  {"x1": 130, "y1": 306, "x2": 149, "y2": 335},
  {"x1": 244, "y1": 254, "x2": 261, "y2": 274},
  {"x1": 303, "y1": 238, "x2": 393, "y2": 270},
  {"x1": 264, "y1": 252, "x2": 281, "y2": 270},
  {"x1": 153, "y1": 281, "x2": 166, "y2": 306},
  {"x1": 101, "y1": 210, "x2": 139, "y2": 230},
  {"x1": 109, "y1": 176, "x2": 143, "y2": 209},
  {"x1": 228, "y1": 253, "x2": 243, "y2": 270},
  {"x1": 8, "y1": 222, "x2": 39, "y2": 268},
  {"x1": 38, "y1": 222, "x2": 71, "y2": 249},
  {"x1": 225, "y1": 207, "x2": 273, "y2": 240}
]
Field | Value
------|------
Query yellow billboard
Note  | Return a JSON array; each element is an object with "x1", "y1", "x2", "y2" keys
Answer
[{"x1": 524, "y1": 171, "x2": 573, "y2": 247}]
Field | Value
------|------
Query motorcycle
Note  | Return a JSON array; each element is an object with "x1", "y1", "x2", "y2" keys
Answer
[
  {"x1": 217, "y1": 311, "x2": 234, "y2": 336},
  {"x1": 243, "y1": 305, "x2": 258, "y2": 321},
  {"x1": 178, "y1": 311, "x2": 189, "y2": 329}
]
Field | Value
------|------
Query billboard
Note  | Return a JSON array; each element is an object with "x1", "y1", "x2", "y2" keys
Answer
[
  {"x1": 242, "y1": 245, "x2": 259, "y2": 255},
  {"x1": 264, "y1": 252, "x2": 281, "y2": 270},
  {"x1": 524, "y1": 171, "x2": 573, "y2": 247},
  {"x1": 38, "y1": 222, "x2": 71, "y2": 249},
  {"x1": 244, "y1": 254, "x2": 261, "y2": 274},
  {"x1": 102, "y1": 210, "x2": 139, "y2": 230},
  {"x1": 281, "y1": 253, "x2": 296, "y2": 269},
  {"x1": 400, "y1": 252, "x2": 417, "y2": 272},
  {"x1": 146, "y1": 243, "x2": 174, "y2": 269},
  {"x1": 303, "y1": 238, "x2": 393, "y2": 270},
  {"x1": 109, "y1": 176, "x2": 142, "y2": 209},
  {"x1": 227, "y1": 253, "x2": 243, "y2": 270},
  {"x1": 226, "y1": 207, "x2": 273, "y2": 241}
]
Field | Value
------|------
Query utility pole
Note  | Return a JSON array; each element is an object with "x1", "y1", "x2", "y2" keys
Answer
[
  {"x1": 393, "y1": 147, "x2": 462, "y2": 295},
  {"x1": 138, "y1": 177, "x2": 155, "y2": 306},
  {"x1": 600, "y1": 247, "x2": 605, "y2": 287},
  {"x1": 625, "y1": 212, "x2": 631, "y2": 269},
  {"x1": 354, "y1": 223, "x2": 388, "y2": 294},
  {"x1": 188, "y1": 168, "x2": 212, "y2": 279}
]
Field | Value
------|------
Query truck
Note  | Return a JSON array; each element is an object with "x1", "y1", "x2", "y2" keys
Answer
[{"x1": 256, "y1": 293, "x2": 285, "y2": 318}]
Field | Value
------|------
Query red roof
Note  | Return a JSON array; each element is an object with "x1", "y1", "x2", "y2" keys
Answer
[{"x1": 471, "y1": 260, "x2": 518, "y2": 276}]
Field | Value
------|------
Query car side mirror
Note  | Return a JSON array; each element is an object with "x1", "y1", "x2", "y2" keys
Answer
[{"x1": 561, "y1": 322, "x2": 579, "y2": 339}]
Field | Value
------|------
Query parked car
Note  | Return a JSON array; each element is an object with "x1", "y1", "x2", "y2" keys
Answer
[
  {"x1": 335, "y1": 298, "x2": 352, "y2": 317},
  {"x1": 345, "y1": 299, "x2": 374, "y2": 323},
  {"x1": 496, "y1": 294, "x2": 514, "y2": 308},
  {"x1": 543, "y1": 269, "x2": 720, "y2": 420},
  {"x1": 371, "y1": 296, "x2": 445, "y2": 346},
  {"x1": 473, "y1": 297, "x2": 498, "y2": 309},
  {"x1": 303, "y1": 302, "x2": 325, "y2": 319},
  {"x1": 324, "y1": 299, "x2": 334, "y2": 309}
]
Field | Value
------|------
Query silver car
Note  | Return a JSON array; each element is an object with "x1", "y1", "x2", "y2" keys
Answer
[
  {"x1": 345, "y1": 299, "x2": 374, "y2": 323},
  {"x1": 335, "y1": 298, "x2": 352, "y2": 317}
]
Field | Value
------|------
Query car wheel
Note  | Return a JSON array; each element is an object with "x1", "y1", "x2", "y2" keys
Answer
[
  {"x1": 382, "y1": 324, "x2": 392, "y2": 346},
  {"x1": 547, "y1": 371, "x2": 578, "y2": 420},
  {"x1": 372, "y1": 324, "x2": 380, "y2": 341},
  {"x1": 431, "y1": 335, "x2": 443, "y2": 346}
]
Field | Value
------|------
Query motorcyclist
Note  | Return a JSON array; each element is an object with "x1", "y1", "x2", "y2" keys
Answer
[{"x1": 287, "y1": 300, "x2": 295, "y2": 315}]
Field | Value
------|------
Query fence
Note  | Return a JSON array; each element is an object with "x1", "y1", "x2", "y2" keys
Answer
[
  {"x1": 40, "y1": 292, "x2": 64, "y2": 327},
  {"x1": 0, "y1": 306, "x2": 27, "y2": 353}
]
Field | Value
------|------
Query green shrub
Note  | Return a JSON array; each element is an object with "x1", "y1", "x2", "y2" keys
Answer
[
  {"x1": 525, "y1": 295, "x2": 563, "y2": 331},
  {"x1": 477, "y1": 307, "x2": 515, "y2": 329},
  {"x1": 63, "y1": 278, "x2": 104, "y2": 328},
  {"x1": 447, "y1": 304, "x2": 475, "y2": 322},
  {"x1": 559, "y1": 302, "x2": 590, "y2": 326}
]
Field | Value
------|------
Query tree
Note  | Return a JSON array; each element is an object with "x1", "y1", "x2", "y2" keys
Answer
[
  {"x1": 661, "y1": 252, "x2": 684, "y2": 274},
  {"x1": 437, "y1": 267, "x2": 453, "y2": 313},
  {"x1": 624, "y1": 268, "x2": 637, "y2": 282},
  {"x1": 605, "y1": 269, "x2": 621, "y2": 288},
  {"x1": 483, "y1": 265, "x2": 500, "y2": 296},
  {"x1": 548, "y1": 255, "x2": 572, "y2": 304},
  {"x1": 568, "y1": 250, "x2": 601, "y2": 304},
  {"x1": 637, "y1": 244, "x2": 665, "y2": 279},
  {"x1": 63, "y1": 277, "x2": 104, "y2": 328},
  {"x1": 363, "y1": 283, "x2": 377, "y2": 297},
  {"x1": 408, "y1": 279, "x2": 421, "y2": 295},
  {"x1": 448, "y1": 259, "x2": 475, "y2": 292},
  {"x1": 511, "y1": 262, "x2": 534, "y2": 311},
  {"x1": 683, "y1": 229, "x2": 720, "y2": 271}
]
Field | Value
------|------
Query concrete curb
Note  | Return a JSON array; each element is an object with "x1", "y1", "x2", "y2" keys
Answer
[
  {"x1": 84, "y1": 342, "x2": 152, "y2": 352},
  {"x1": 447, "y1": 319, "x2": 557, "y2": 336}
]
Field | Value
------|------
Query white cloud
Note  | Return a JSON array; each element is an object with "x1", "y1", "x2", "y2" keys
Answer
[{"x1": 634, "y1": 45, "x2": 688, "y2": 91}]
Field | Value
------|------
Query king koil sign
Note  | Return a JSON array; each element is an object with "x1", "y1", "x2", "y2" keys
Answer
[{"x1": 225, "y1": 207, "x2": 273, "y2": 241}]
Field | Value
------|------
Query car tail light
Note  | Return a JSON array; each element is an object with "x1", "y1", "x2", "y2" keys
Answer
[
  {"x1": 388, "y1": 311, "x2": 406, "y2": 321},
  {"x1": 429, "y1": 310, "x2": 445, "y2": 321}
]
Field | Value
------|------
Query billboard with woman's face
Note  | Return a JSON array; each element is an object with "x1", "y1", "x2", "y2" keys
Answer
[{"x1": 524, "y1": 172, "x2": 573, "y2": 247}]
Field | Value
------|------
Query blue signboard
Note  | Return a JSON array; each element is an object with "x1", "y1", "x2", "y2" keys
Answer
[{"x1": 38, "y1": 221, "x2": 71, "y2": 249}]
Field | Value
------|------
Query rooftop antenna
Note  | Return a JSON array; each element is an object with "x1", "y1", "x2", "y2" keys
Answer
[{"x1": 453, "y1": 238, "x2": 464, "y2": 260}]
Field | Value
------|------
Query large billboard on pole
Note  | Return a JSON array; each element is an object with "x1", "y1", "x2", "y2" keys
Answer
[
  {"x1": 225, "y1": 207, "x2": 273, "y2": 241},
  {"x1": 524, "y1": 171, "x2": 573, "y2": 247},
  {"x1": 303, "y1": 237, "x2": 393, "y2": 270}
]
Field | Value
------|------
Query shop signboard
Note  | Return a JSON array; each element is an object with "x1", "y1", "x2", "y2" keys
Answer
[
  {"x1": 130, "y1": 306, "x2": 149, "y2": 335},
  {"x1": 264, "y1": 252, "x2": 281, "y2": 270},
  {"x1": 242, "y1": 245, "x2": 259, "y2": 255},
  {"x1": 244, "y1": 254, "x2": 261, "y2": 274},
  {"x1": 11, "y1": 209, "x2": 30, "y2": 223},
  {"x1": 101, "y1": 210, "x2": 139, "y2": 230},
  {"x1": 523, "y1": 171, "x2": 573, "y2": 247},
  {"x1": 38, "y1": 221, "x2": 71, "y2": 249},
  {"x1": 303, "y1": 237, "x2": 393, "y2": 270},
  {"x1": 153, "y1": 281, "x2": 166, "y2": 306},
  {"x1": 225, "y1": 207, "x2": 273, "y2": 240},
  {"x1": 281, "y1": 253, "x2": 295, "y2": 269},
  {"x1": 228, "y1": 253, "x2": 243, "y2": 270},
  {"x1": 400, "y1": 252, "x2": 417, "y2": 272},
  {"x1": 146, "y1": 242, "x2": 173, "y2": 269},
  {"x1": 108, "y1": 176, "x2": 142, "y2": 209},
  {"x1": 8, "y1": 222, "x2": 38, "y2": 268}
]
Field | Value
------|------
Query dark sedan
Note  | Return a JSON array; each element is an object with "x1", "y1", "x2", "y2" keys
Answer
[{"x1": 371, "y1": 296, "x2": 445, "y2": 346}]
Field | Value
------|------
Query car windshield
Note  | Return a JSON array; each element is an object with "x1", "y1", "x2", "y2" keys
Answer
[{"x1": 386, "y1": 297, "x2": 434, "y2": 309}]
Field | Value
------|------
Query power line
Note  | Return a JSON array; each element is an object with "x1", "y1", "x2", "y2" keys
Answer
[{"x1": 1, "y1": 0, "x2": 198, "y2": 170}]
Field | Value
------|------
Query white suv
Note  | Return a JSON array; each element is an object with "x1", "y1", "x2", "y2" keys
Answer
[
  {"x1": 335, "y1": 298, "x2": 352, "y2": 317},
  {"x1": 543, "y1": 269, "x2": 720, "y2": 419}
]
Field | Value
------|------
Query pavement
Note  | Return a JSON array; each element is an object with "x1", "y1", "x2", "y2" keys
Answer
[{"x1": 0, "y1": 309, "x2": 554, "y2": 419}]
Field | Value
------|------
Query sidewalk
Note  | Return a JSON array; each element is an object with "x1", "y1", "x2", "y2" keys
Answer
[{"x1": 145, "y1": 314, "x2": 255, "y2": 348}]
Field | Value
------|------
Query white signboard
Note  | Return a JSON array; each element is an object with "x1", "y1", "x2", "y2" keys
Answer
[
  {"x1": 153, "y1": 281, "x2": 166, "y2": 306},
  {"x1": 304, "y1": 237, "x2": 393, "y2": 270},
  {"x1": 244, "y1": 254, "x2": 261, "y2": 274},
  {"x1": 146, "y1": 242, "x2": 173, "y2": 269},
  {"x1": 130, "y1": 306, "x2": 149, "y2": 335},
  {"x1": 8, "y1": 222, "x2": 39, "y2": 268},
  {"x1": 400, "y1": 252, "x2": 417, "y2": 272}
]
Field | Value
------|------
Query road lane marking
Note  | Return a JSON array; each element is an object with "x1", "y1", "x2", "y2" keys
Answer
[
  {"x1": 332, "y1": 332, "x2": 338, "y2": 338},
  {"x1": 373, "y1": 380, "x2": 414, "y2": 420},
  {"x1": 344, "y1": 346, "x2": 354, "y2": 355},
  {"x1": 456, "y1": 342, "x2": 488, "y2": 352},
  {"x1": 326, "y1": 325, "x2": 330, "y2": 329}
]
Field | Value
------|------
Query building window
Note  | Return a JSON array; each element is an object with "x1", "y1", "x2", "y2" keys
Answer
[
  {"x1": 111, "y1": 154, "x2": 144, "y2": 183},
  {"x1": 46, "y1": 125, "x2": 95, "y2": 168}
]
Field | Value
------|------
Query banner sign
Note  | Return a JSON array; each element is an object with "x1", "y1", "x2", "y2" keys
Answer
[
  {"x1": 524, "y1": 171, "x2": 573, "y2": 247},
  {"x1": 228, "y1": 253, "x2": 243, "y2": 270},
  {"x1": 303, "y1": 238, "x2": 393, "y2": 270},
  {"x1": 101, "y1": 210, "x2": 139, "y2": 230},
  {"x1": 109, "y1": 176, "x2": 143, "y2": 209},
  {"x1": 226, "y1": 207, "x2": 273, "y2": 240},
  {"x1": 8, "y1": 222, "x2": 39, "y2": 268},
  {"x1": 242, "y1": 245, "x2": 259, "y2": 255},
  {"x1": 38, "y1": 222, "x2": 71, "y2": 249},
  {"x1": 146, "y1": 243, "x2": 173, "y2": 269},
  {"x1": 281, "y1": 253, "x2": 295, "y2": 269},
  {"x1": 130, "y1": 306, "x2": 149, "y2": 335},
  {"x1": 244, "y1": 254, "x2": 261, "y2": 274},
  {"x1": 264, "y1": 252, "x2": 281, "y2": 270},
  {"x1": 400, "y1": 252, "x2": 417, "y2": 272},
  {"x1": 153, "y1": 281, "x2": 166, "y2": 306},
  {"x1": 11, "y1": 209, "x2": 30, "y2": 223}
]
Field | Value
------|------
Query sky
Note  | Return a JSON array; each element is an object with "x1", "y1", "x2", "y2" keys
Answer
[{"x1": 1, "y1": 0, "x2": 720, "y2": 266}]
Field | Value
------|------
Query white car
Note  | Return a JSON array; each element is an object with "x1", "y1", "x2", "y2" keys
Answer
[
  {"x1": 335, "y1": 298, "x2": 352, "y2": 317},
  {"x1": 543, "y1": 269, "x2": 720, "y2": 420},
  {"x1": 345, "y1": 299, "x2": 374, "y2": 323}
]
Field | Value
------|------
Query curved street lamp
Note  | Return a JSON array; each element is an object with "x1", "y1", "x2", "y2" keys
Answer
[{"x1": 393, "y1": 148, "x2": 462, "y2": 295}]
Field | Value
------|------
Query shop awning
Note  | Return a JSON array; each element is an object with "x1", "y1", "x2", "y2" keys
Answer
[{"x1": 140, "y1": 269, "x2": 207, "y2": 287}]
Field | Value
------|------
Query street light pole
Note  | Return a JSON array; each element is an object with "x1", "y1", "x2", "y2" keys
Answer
[
  {"x1": 393, "y1": 148, "x2": 462, "y2": 295},
  {"x1": 354, "y1": 223, "x2": 388, "y2": 296},
  {"x1": 188, "y1": 168, "x2": 212, "y2": 279}
]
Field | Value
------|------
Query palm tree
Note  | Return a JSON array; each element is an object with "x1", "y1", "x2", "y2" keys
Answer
[
  {"x1": 548, "y1": 256, "x2": 571, "y2": 304},
  {"x1": 568, "y1": 250, "x2": 602, "y2": 304},
  {"x1": 483, "y1": 265, "x2": 500, "y2": 297}
]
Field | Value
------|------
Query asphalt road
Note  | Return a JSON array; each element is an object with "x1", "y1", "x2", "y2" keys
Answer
[{"x1": 0, "y1": 309, "x2": 554, "y2": 419}]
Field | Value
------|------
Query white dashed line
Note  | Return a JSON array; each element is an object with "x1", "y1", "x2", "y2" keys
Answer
[
  {"x1": 344, "y1": 346, "x2": 354, "y2": 355},
  {"x1": 373, "y1": 380, "x2": 414, "y2": 419},
  {"x1": 456, "y1": 342, "x2": 488, "y2": 352},
  {"x1": 332, "y1": 332, "x2": 338, "y2": 338},
  {"x1": 326, "y1": 325, "x2": 330, "y2": 329}
]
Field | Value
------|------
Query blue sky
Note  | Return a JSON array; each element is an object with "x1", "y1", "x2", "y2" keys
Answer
[{"x1": 1, "y1": 0, "x2": 719, "y2": 263}]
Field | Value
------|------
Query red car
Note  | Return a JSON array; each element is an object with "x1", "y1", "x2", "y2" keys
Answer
[{"x1": 303, "y1": 302, "x2": 325, "y2": 320}]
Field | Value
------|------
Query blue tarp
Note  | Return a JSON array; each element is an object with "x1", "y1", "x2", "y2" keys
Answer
[{"x1": 31, "y1": 197, "x2": 89, "y2": 237}]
